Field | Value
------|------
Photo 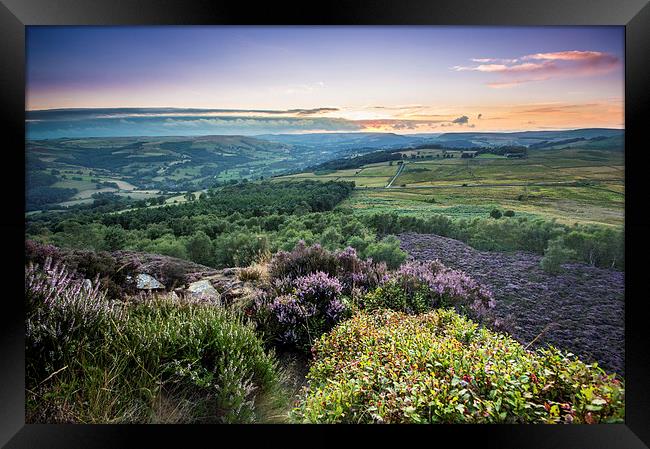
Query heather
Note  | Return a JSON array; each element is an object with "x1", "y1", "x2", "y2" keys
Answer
[
  {"x1": 292, "y1": 310, "x2": 625, "y2": 424},
  {"x1": 254, "y1": 243, "x2": 390, "y2": 350},
  {"x1": 362, "y1": 260, "x2": 495, "y2": 318},
  {"x1": 252, "y1": 242, "x2": 495, "y2": 351},
  {"x1": 399, "y1": 233, "x2": 625, "y2": 375},
  {"x1": 26, "y1": 259, "x2": 287, "y2": 423}
]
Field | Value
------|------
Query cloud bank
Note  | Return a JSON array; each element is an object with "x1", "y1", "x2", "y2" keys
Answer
[{"x1": 26, "y1": 108, "x2": 477, "y2": 139}]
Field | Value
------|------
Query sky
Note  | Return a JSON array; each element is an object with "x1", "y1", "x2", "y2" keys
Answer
[{"x1": 26, "y1": 26, "x2": 624, "y2": 138}]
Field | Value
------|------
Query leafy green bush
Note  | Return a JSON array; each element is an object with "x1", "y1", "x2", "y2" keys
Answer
[
  {"x1": 364, "y1": 235, "x2": 407, "y2": 269},
  {"x1": 490, "y1": 209, "x2": 502, "y2": 219},
  {"x1": 504, "y1": 210, "x2": 515, "y2": 217},
  {"x1": 292, "y1": 310, "x2": 624, "y2": 424},
  {"x1": 541, "y1": 238, "x2": 576, "y2": 274}
]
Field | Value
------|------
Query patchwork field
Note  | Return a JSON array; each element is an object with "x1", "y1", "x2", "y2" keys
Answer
[{"x1": 281, "y1": 147, "x2": 624, "y2": 226}]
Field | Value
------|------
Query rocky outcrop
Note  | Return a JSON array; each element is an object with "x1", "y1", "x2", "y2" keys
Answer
[
  {"x1": 398, "y1": 233, "x2": 625, "y2": 376},
  {"x1": 111, "y1": 251, "x2": 258, "y2": 304}
]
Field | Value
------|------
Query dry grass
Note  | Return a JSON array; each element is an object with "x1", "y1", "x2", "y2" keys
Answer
[{"x1": 238, "y1": 261, "x2": 270, "y2": 283}]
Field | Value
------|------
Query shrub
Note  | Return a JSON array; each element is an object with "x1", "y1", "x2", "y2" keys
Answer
[
  {"x1": 292, "y1": 309, "x2": 624, "y2": 424},
  {"x1": 268, "y1": 241, "x2": 338, "y2": 281},
  {"x1": 362, "y1": 260, "x2": 495, "y2": 318},
  {"x1": 504, "y1": 210, "x2": 515, "y2": 217},
  {"x1": 334, "y1": 246, "x2": 389, "y2": 294},
  {"x1": 213, "y1": 232, "x2": 270, "y2": 267},
  {"x1": 266, "y1": 243, "x2": 388, "y2": 296},
  {"x1": 185, "y1": 231, "x2": 213, "y2": 265},
  {"x1": 490, "y1": 209, "x2": 502, "y2": 219},
  {"x1": 122, "y1": 297, "x2": 282, "y2": 423},
  {"x1": 254, "y1": 271, "x2": 350, "y2": 350},
  {"x1": 541, "y1": 238, "x2": 576, "y2": 274},
  {"x1": 363, "y1": 235, "x2": 407, "y2": 269},
  {"x1": 26, "y1": 258, "x2": 123, "y2": 384}
]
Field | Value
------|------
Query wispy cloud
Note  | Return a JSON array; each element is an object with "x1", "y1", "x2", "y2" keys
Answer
[{"x1": 452, "y1": 50, "x2": 620, "y2": 88}]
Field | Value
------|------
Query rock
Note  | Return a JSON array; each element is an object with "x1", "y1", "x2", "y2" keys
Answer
[
  {"x1": 221, "y1": 267, "x2": 239, "y2": 276},
  {"x1": 82, "y1": 279, "x2": 93, "y2": 291},
  {"x1": 187, "y1": 279, "x2": 220, "y2": 300},
  {"x1": 136, "y1": 273, "x2": 165, "y2": 290}
]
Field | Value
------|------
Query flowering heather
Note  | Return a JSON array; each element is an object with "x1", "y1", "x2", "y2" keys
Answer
[
  {"x1": 336, "y1": 247, "x2": 390, "y2": 293},
  {"x1": 25, "y1": 257, "x2": 124, "y2": 380},
  {"x1": 256, "y1": 243, "x2": 497, "y2": 348},
  {"x1": 268, "y1": 241, "x2": 338, "y2": 281},
  {"x1": 25, "y1": 257, "x2": 124, "y2": 328},
  {"x1": 267, "y1": 242, "x2": 388, "y2": 295},
  {"x1": 294, "y1": 271, "x2": 342, "y2": 302},
  {"x1": 325, "y1": 298, "x2": 347, "y2": 321},
  {"x1": 270, "y1": 295, "x2": 317, "y2": 324},
  {"x1": 254, "y1": 271, "x2": 349, "y2": 349},
  {"x1": 391, "y1": 260, "x2": 495, "y2": 313}
]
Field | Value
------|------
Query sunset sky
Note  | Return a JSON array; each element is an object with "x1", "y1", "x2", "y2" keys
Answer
[{"x1": 26, "y1": 26, "x2": 624, "y2": 137}]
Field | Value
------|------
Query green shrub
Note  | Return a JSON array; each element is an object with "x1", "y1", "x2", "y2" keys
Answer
[
  {"x1": 185, "y1": 230, "x2": 213, "y2": 265},
  {"x1": 292, "y1": 310, "x2": 624, "y2": 424},
  {"x1": 363, "y1": 235, "x2": 407, "y2": 269},
  {"x1": 490, "y1": 209, "x2": 502, "y2": 219},
  {"x1": 504, "y1": 210, "x2": 515, "y2": 217},
  {"x1": 122, "y1": 297, "x2": 282, "y2": 423},
  {"x1": 363, "y1": 280, "x2": 428, "y2": 314},
  {"x1": 541, "y1": 238, "x2": 576, "y2": 274}
]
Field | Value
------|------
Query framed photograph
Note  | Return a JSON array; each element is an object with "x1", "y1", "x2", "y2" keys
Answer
[{"x1": 2, "y1": 0, "x2": 649, "y2": 447}]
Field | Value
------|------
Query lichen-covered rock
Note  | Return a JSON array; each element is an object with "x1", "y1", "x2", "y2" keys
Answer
[
  {"x1": 187, "y1": 279, "x2": 220, "y2": 300},
  {"x1": 136, "y1": 273, "x2": 165, "y2": 290}
]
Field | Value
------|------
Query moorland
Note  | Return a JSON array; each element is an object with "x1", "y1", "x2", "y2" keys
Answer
[{"x1": 25, "y1": 128, "x2": 625, "y2": 424}]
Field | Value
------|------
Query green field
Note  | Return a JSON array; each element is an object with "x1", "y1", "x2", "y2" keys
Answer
[
  {"x1": 278, "y1": 160, "x2": 399, "y2": 188},
  {"x1": 281, "y1": 147, "x2": 624, "y2": 226}
]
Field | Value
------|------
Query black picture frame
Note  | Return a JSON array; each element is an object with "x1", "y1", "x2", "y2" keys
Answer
[{"x1": 2, "y1": 0, "x2": 649, "y2": 447}]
